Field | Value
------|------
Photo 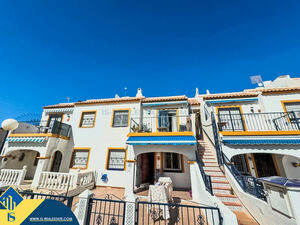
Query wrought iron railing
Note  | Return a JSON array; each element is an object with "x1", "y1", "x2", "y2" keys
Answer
[
  {"x1": 217, "y1": 111, "x2": 300, "y2": 132},
  {"x1": 136, "y1": 201, "x2": 222, "y2": 225},
  {"x1": 196, "y1": 151, "x2": 213, "y2": 195},
  {"x1": 0, "y1": 190, "x2": 74, "y2": 208},
  {"x1": 130, "y1": 115, "x2": 192, "y2": 133},
  {"x1": 211, "y1": 113, "x2": 223, "y2": 166},
  {"x1": 222, "y1": 154, "x2": 266, "y2": 201},
  {"x1": 11, "y1": 120, "x2": 71, "y2": 138},
  {"x1": 211, "y1": 113, "x2": 266, "y2": 201}
]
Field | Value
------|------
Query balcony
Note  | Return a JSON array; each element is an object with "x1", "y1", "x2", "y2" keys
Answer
[
  {"x1": 217, "y1": 111, "x2": 300, "y2": 134},
  {"x1": 130, "y1": 115, "x2": 192, "y2": 133},
  {"x1": 10, "y1": 120, "x2": 72, "y2": 139}
]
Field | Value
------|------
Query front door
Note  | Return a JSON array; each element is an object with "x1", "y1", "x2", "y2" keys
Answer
[
  {"x1": 51, "y1": 151, "x2": 62, "y2": 172},
  {"x1": 254, "y1": 153, "x2": 278, "y2": 177}
]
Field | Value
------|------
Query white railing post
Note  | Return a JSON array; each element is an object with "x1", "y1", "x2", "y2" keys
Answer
[
  {"x1": 75, "y1": 189, "x2": 94, "y2": 225},
  {"x1": 16, "y1": 165, "x2": 27, "y2": 185}
]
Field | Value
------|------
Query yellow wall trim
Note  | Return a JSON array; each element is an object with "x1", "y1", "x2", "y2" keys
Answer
[
  {"x1": 127, "y1": 131, "x2": 194, "y2": 137},
  {"x1": 187, "y1": 160, "x2": 196, "y2": 164},
  {"x1": 111, "y1": 108, "x2": 131, "y2": 128},
  {"x1": 36, "y1": 156, "x2": 50, "y2": 160},
  {"x1": 126, "y1": 159, "x2": 136, "y2": 163},
  {"x1": 220, "y1": 131, "x2": 300, "y2": 136},
  {"x1": 70, "y1": 147, "x2": 91, "y2": 170},
  {"x1": 78, "y1": 110, "x2": 97, "y2": 128},
  {"x1": 105, "y1": 147, "x2": 127, "y2": 170},
  {"x1": 9, "y1": 133, "x2": 70, "y2": 140}
]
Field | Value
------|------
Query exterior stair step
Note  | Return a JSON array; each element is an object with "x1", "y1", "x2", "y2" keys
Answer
[
  {"x1": 222, "y1": 202, "x2": 243, "y2": 211},
  {"x1": 212, "y1": 187, "x2": 232, "y2": 195},
  {"x1": 214, "y1": 194, "x2": 238, "y2": 203},
  {"x1": 212, "y1": 180, "x2": 230, "y2": 188},
  {"x1": 202, "y1": 164, "x2": 219, "y2": 167}
]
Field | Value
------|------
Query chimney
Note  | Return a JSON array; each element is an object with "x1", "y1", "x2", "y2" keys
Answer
[{"x1": 136, "y1": 88, "x2": 144, "y2": 97}]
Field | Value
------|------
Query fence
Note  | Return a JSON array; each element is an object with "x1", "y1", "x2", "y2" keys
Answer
[
  {"x1": 0, "y1": 190, "x2": 74, "y2": 208},
  {"x1": 136, "y1": 201, "x2": 222, "y2": 225},
  {"x1": 217, "y1": 111, "x2": 300, "y2": 132},
  {"x1": 130, "y1": 115, "x2": 192, "y2": 133},
  {"x1": 86, "y1": 196, "x2": 126, "y2": 225}
]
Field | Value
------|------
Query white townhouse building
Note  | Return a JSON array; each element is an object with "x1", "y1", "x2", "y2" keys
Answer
[{"x1": 198, "y1": 75, "x2": 300, "y2": 225}]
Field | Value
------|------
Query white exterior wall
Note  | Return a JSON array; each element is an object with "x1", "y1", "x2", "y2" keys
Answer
[
  {"x1": 260, "y1": 92, "x2": 300, "y2": 112},
  {"x1": 68, "y1": 102, "x2": 141, "y2": 187}
]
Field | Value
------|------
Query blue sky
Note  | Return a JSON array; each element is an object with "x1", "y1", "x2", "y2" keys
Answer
[{"x1": 0, "y1": 1, "x2": 300, "y2": 121}]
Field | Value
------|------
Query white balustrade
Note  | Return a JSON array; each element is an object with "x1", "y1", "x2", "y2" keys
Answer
[
  {"x1": 0, "y1": 165, "x2": 27, "y2": 186},
  {"x1": 37, "y1": 170, "x2": 95, "y2": 194}
]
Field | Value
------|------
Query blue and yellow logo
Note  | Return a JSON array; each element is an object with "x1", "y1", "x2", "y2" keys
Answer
[{"x1": 0, "y1": 186, "x2": 79, "y2": 224}]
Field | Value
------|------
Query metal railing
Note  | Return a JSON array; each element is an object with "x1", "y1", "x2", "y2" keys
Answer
[
  {"x1": 0, "y1": 190, "x2": 74, "y2": 208},
  {"x1": 86, "y1": 196, "x2": 126, "y2": 225},
  {"x1": 196, "y1": 151, "x2": 213, "y2": 195},
  {"x1": 211, "y1": 113, "x2": 266, "y2": 201},
  {"x1": 11, "y1": 120, "x2": 71, "y2": 138},
  {"x1": 136, "y1": 201, "x2": 222, "y2": 225},
  {"x1": 222, "y1": 154, "x2": 266, "y2": 201},
  {"x1": 217, "y1": 111, "x2": 300, "y2": 132},
  {"x1": 130, "y1": 115, "x2": 192, "y2": 133}
]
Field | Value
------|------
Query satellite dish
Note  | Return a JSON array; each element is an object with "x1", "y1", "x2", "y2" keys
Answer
[{"x1": 1, "y1": 119, "x2": 19, "y2": 131}]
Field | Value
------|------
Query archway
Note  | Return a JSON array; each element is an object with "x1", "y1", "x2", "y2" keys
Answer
[
  {"x1": 51, "y1": 151, "x2": 62, "y2": 172},
  {"x1": 2, "y1": 150, "x2": 40, "y2": 180}
]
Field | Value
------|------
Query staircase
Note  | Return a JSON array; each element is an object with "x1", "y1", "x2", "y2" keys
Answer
[{"x1": 197, "y1": 139, "x2": 259, "y2": 225}]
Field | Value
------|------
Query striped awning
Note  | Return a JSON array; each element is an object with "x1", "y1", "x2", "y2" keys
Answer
[
  {"x1": 223, "y1": 139, "x2": 300, "y2": 145},
  {"x1": 126, "y1": 136, "x2": 196, "y2": 145},
  {"x1": 6, "y1": 137, "x2": 46, "y2": 143},
  {"x1": 44, "y1": 108, "x2": 74, "y2": 113}
]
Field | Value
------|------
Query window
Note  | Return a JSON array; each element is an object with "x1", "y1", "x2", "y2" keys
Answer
[
  {"x1": 46, "y1": 114, "x2": 63, "y2": 132},
  {"x1": 112, "y1": 110, "x2": 129, "y2": 127},
  {"x1": 164, "y1": 153, "x2": 182, "y2": 172},
  {"x1": 70, "y1": 149, "x2": 90, "y2": 169},
  {"x1": 79, "y1": 111, "x2": 96, "y2": 128},
  {"x1": 106, "y1": 148, "x2": 126, "y2": 170},
  {"x1": 34, "y1": 152, "x2": 40, "y2": 166},
  {"x1": 217, "y1": 107, "x2": 245, "y2": 131},
  {"x1": 282, "y1": 101, "x2": 300, "y2": 122}
]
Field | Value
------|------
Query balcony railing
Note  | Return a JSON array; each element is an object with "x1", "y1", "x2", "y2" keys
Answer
[
  {"x1": 130, "y1": 115, "x2": 192, "y2": 133},
  {"x1": 217, "y1": 111, "x2": 300, "y2": 132},
  {"x1": 11, "y1": 120, "x2": 71, "y2": 138}
]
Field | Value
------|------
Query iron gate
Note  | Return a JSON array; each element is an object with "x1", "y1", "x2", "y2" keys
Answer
[
  {"x1": 136, "y1": 201, "x2": 222, "y2": 225},
  {"x1": 86, "y1": 197, "x2": 126, "y2": 225}
]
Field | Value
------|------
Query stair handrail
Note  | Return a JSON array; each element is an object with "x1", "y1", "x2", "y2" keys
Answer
[
  {"x1": 222, "y1": 153, "x2": 266, "y2": 201},
  {"x1": 211, "y1": 112, "x2": 266, "y2": 201}
]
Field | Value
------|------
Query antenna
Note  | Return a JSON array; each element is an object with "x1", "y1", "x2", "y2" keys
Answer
[
  {"x1": 124, "y1": 87, "x2": 127, "y2": 96},
  {"x1": 250, "y1": 75, "x2": 264, "y2": 87}
]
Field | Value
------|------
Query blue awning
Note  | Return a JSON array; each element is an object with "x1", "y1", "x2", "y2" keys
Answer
[
  {"x1": 258, "y1": 176, "x2": 300, "y2": 188},
  {"x1": 223, "y1": 139, "x2": 300, "y2": 145},
  {"x1": 127, "y1": 136, "x2": 196, "y2": 145},
  {"x1": 6, "y1": 137, "x2": 46, "y2": 143}
]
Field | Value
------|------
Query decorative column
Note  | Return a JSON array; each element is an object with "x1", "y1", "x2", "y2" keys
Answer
[
  {"x1": 31, "y1": 156, "x2": 51, "y2": 188},
  {"x1": 124, "y1": 145, "x2": 137, "y2": 225},
  {"x1": 74, "y1": 189, "x2": 94, "y2": 225}
]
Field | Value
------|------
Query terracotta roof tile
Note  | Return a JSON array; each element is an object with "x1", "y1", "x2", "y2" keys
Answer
[
  {"x1": 142, "y1": 95, "x2": 187, "y2": 103},
  {"x1": 246, "y1": 86, "x2": 300, "y2": 93},
  {"x1": 188, "y1": 98, "x2": 200, "y2": 105},
  {"x1": 43, "y1": 103, "x2": 75, "y2": 109},
  {"x1": 202, "y1": 92, "x2": 258, "y2": 100},
  {"x1": 75, "y1": 97, "x2": 144, "y2": 105}
]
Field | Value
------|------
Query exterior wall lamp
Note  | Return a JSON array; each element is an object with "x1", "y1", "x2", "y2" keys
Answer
[{"x1": 292, "y1": 163, "x2": 300, "y2": 167}]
